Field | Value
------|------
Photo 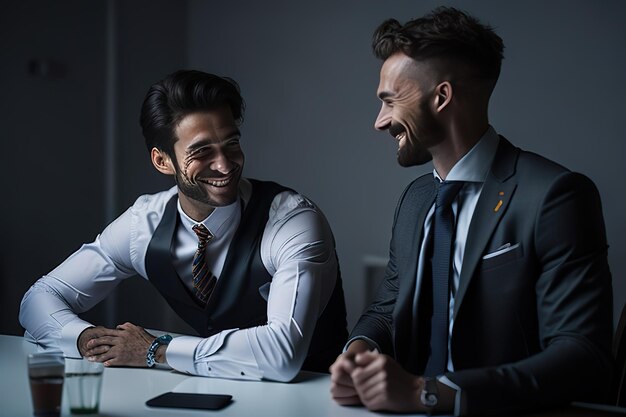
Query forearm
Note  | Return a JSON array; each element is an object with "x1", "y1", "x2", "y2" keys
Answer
[
  {"x1": 349, "y1": 287, "x2": 396, "y2": 356},
  {"x1": 166, "y1": 319, "x2": 308, "y2": 382},
  {"x1": 349, "y1": 254, "x2": 398, "y2": 356}
]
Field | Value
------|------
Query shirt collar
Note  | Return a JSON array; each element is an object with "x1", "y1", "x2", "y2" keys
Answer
[
  {"x1": 177, "y1": 192, "x2": 241, "y2": 239},
  {"x1": 434, "y1": 125, "x2": 500, "y2": 183}
]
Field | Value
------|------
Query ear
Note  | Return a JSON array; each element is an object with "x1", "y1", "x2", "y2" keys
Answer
[
  {"x1": 434, "y1": 81, "x2": 453, "y2": 113},
  {"x1": 150, "y1": 147, "x2": 176, "y2": 176}
]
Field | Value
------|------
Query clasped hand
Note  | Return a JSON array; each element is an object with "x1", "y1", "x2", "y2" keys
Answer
[
  {"x1": 330, "y1": 349, "x2": 424, "y2": 412},
  {"x1": 78, "y1": 322, "x2": 155, "y2": 367}
]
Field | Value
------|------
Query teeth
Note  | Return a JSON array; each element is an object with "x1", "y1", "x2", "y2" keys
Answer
[{"x1": 202, "y1": 178, "x2": 231, "y2": 187}]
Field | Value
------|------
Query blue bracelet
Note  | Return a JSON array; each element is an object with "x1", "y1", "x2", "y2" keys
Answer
[{"x1": 146, "y1": 334, "x2": 172, "y2": 367}]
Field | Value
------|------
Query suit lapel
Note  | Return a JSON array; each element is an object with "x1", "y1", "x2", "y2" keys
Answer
[
  {"x1": 454, "y1": 137, "x2": 519, "y2": 317},
  {"x1": 397, "y1": 178, "x2": 437, "y2": 317},
  {"x1": 393, "y1": 177, "x2": 437, "y2": 369}
]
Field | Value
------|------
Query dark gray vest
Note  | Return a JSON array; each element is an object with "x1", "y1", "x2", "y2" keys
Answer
[{"x1": 145, "y1": 179, "x2": 347, "y2": 372}]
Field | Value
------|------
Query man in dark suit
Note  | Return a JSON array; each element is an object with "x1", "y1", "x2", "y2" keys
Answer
[{"x1": 330, "y1": 7, "x2": 613, "y2": 415}]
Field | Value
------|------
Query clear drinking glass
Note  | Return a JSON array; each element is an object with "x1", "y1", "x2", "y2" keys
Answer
[{"x1": 64, "y1": 358, "x2": 104, "y2": 414}]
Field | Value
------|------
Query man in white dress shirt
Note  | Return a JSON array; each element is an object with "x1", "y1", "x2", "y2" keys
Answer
[{"x1": 20, "y1": 70, "x2": 348, "y2": 382}]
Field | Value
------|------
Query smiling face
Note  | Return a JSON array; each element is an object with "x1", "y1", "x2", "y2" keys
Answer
[
  {"x1": 152, "y1": 106, "x2": 244, "y2": 220},
  {"x1": 374, "y1": 53, "x2": 446, "y2": 167}
]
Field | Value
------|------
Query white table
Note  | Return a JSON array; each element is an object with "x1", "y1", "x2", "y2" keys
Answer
[
  {"x1": 0, "y1": 335, "x2": 431, "y2": 417},
  {"x1": 6, "y1": 334, "x2": 618, "y2": 417}
]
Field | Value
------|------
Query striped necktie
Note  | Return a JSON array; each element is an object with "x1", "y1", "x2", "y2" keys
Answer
[{"x1": 191, "y1": 224, "x2": 217, "y2": 304}]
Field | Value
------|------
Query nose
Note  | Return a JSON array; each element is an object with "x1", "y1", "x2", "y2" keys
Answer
[
  {"x1": 374, "y1": 104, "x2": 391, "y2": 131},
  {"x1": 210, "y1": 149, "x2": 235, "y2": 175}
]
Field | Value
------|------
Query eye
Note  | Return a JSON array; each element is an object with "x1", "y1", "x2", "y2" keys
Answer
[
  {"x1": 188, "y1": 146, "x2": 212, "y2": 159},
  {"x1": 379, "y1": 99, "x2": 393, "y2": 110},
  {"x1": 226, "y1": 138, "x2": 241, "y2": 148}
]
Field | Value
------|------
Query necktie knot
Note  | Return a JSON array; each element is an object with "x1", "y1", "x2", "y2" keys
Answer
[
  {"x1": 436, "y1": 181, "x2": 464, "y2": 209},
  {"x1": 192, "y1": 224, "x2": 213, "y2": 248}
]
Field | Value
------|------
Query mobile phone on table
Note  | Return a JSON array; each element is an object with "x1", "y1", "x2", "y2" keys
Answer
[{"x1": 146, "y1": 392, "x2": 233, "y2": 410}]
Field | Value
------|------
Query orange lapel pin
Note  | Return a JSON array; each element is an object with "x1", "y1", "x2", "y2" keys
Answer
[{"x1": 494, "y1": 191, "x2": 505, "y2": 212}]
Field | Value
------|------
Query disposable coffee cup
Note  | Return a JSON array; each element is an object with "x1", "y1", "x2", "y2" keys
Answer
[
  {"x1": 64, "y1": 358, "x2": 104, "y2": 414},
  {"x1": 27, "y1": 353, "x2": 65, "y2": 417}
]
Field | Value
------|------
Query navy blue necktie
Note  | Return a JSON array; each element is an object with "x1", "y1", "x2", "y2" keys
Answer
[{"x1": 424, "y1": 180, "x2": 464, "y2": 377}]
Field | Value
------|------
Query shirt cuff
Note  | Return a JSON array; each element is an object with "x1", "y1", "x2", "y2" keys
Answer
[
  {"x1": 166, "y1": 329, "x2": 238, "y2": 376},
  {"x1": 166, "y1": 336, "x2": 204, "y2": 374},
  {"x1": 60, "y1": 319, "x2": 94, "y2": 358},
  {"x1": 438, "y1": 375, "x2": 462, "y2": 416},
  {"x1": 344, "y1": 336, "x2": 381, "y2": 353}
]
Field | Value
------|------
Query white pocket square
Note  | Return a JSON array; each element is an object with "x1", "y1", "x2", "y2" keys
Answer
[{"x1": 482, "y1": 243, "x2": 520, "y2": 260}]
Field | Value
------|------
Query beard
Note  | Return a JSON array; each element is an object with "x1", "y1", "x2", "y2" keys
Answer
[
  {"x1": 174, "y1": 163, "x2": 242, "y2": 208},
  {"x1": 392, "y1": 100, "x2": 445, "y2": 167}
]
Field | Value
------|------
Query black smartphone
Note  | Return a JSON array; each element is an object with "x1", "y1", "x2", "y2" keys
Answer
[{"x1": 146, "y1": 392, "x2": 233, "y2": 410}]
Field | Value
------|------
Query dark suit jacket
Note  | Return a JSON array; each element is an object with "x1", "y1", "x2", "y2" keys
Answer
[{"x1": 351, "y1": 137, "x2": 614, "y2": 415}]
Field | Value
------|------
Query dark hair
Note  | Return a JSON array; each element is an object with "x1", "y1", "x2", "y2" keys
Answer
[
  {"x1": 139, "y1": 69, "x2": 245, "y2": 156},
  {"x1": 372, "y1": 7, "x2": 504, "y2": 81}
]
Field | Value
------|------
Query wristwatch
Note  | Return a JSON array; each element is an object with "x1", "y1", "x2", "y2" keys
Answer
[
  {"x1": 420, "y1": 377, "x2": 439, "y2": 408},
  {"x1": 146, "y1": 334, "x2": 172, "y2": 367}
]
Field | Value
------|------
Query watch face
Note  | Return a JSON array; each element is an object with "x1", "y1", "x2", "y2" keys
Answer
[
  {"x1": 421, "y1": 391, "x2": 438, "y2": 407},
  {"x1": 420, "y1": 378, "x2": 438, "y2": 408}
]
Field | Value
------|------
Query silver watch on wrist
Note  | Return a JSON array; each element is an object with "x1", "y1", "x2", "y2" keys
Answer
[
  {"x1": 420, "y1": 377, "x2": 439, "y2": 408},
  {"x1": 146, "y1": 334, "x2": 172, "y2": 367}
]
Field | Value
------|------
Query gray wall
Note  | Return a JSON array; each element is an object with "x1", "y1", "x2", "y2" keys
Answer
[
  {"x1": 1, "y1": 1, "x2": 107, "y2": 334},
  {"x1": 0, "y1": 0, "x2": 192, "y2": 335},
  {"x1": 187, "y1": 0, "x2": 626, "y2": 328},
  {"x1": 2, "y1": 1, "x2": 624, "y2": 335}
]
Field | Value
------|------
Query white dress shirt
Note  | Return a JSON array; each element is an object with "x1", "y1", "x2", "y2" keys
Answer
[{"x1": 19, "y1": 178, "x2": 338, "y2": 382}]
